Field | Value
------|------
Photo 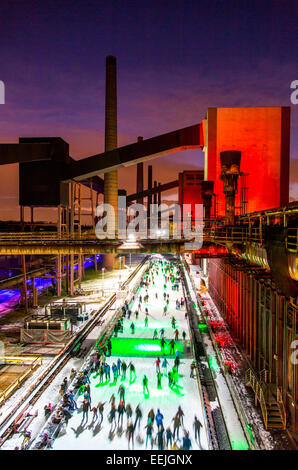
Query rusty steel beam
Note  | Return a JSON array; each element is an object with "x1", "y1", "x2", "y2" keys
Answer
[
  {"x1": 127, "y1": 179, "x2": 179, "y2": 203},
  {"x1": 0, "y1": 239, "x2": 195, "y2": 255},
  {"x1": 67, "y1": 123, "x2": 202, "y2": 181},
  {"x1": 0, "y1": 143, "x2": 54, "y2": 165},
  {"x1": 0, "y1": 125, "x2": 202, "y2": 191}
]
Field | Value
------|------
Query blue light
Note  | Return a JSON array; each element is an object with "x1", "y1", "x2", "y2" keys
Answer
[{"x1": 0, "y1": 254, "x2": 103, "y2": 314}]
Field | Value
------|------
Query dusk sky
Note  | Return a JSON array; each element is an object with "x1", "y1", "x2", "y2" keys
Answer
[{"x1": 0, "y1": 0, "x2": 297, "y2": 220}]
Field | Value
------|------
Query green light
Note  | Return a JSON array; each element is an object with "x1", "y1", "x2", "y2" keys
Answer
[
  {"x1": 208, "y1": 356, "x2": 218, "y2": 372},
  {"x1": 136, "y1": 344, "x2": 161, "y2": 352},
  {"x1": 109, "y1": 380, "x2": 117, "y2": 388},
  {"x1": 246, "y1": 423, "x2": 255, "y2": 447},
  {"x1": 95, "y1": 380, "x2": 109, "y2": 387},
  {"x1": 129, "y1": 375, "x2": 137, "y2": 385},
  {"x1": 232, "y1": 441, "x2": 250, "y2": 450},
  {"x1": 110, "y1": 337, "x2": 184, "y2": 357}
]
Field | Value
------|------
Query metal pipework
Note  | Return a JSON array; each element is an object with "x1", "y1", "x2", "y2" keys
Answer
[
  {"x1": 201, "y1": 180, "x2": 214, "y2": 227},
  {"x1": 220, "y1": 151, "x2": 241, "y2": 225}
]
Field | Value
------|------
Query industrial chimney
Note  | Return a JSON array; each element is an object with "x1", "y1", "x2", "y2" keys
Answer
[
  {"x1": 136, "y1": 136, "x2": 144, "y2": 205},
  {"x1": 103, "y1": 56, "x2": 119, "y2": 269},
  {"x1": 201, "y1": 180, "x2": 214, "y2": 227},
  {"x1": 220, "y1": 150, "x2": 241, "y2": 226}
]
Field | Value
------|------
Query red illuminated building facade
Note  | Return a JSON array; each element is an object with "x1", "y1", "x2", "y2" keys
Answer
[
  {"x1": 203, "y1": 106, "x2": 290, "y2": 215},
  {"x1": 199, "y1": 106, "x2": 297, "y2": 435},
  {"x1": 208, "y1": 258, "x2": 297, "y2": 433},
  {"x1": 178, "y1": 170, "x2": 204, "y2": 219}
]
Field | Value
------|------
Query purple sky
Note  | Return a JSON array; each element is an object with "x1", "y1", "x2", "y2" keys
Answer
[{"x1": 0, "y1": 0, "x2": 297, "y2": 220}]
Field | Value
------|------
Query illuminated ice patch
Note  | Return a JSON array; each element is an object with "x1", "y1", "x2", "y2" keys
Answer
[{"x1": 135, "y1": 344, "x2": 161, "y2": 352}]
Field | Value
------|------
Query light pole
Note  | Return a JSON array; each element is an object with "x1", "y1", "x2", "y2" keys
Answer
[
  {"x1": 102, "y1": 267, "x2": 105, "y2": 292},
  {"x1": 127, "y1": 234, "x2": 135, "y2": 269},
  {"x1": 118, "y1": 255, "x2": 122, "y2": 289}
]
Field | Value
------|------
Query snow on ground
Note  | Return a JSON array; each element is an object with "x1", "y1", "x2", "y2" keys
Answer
[
  {"x1": 183, "y1": 264, "x2": 249, "y2": 450},
  {"x1": 1, "y1": 356, "x2": 82, "y2": 450},
  {"x1": 199, "y1": 289, "x2": 276, "y2": 449},
  {"x1": 51, "y1": 259, "x2": 209, "y2": 450},
  {"x1": 187, "y1": 264, "x2": 280, "y2": 450},
  {"x1": 0, "y1": 265, "x2": 138, "y2": 447},
  {"x1": 200, "y1": 332, "x2": 249, "y2": 449}
]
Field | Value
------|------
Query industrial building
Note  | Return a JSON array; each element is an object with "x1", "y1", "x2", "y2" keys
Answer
[{"x1": 0, "y1": 55, "x2": 296, "y2": 450}]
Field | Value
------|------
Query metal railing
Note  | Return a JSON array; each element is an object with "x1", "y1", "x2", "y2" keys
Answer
[
  {"x1": 260, "y1": 368, "x2": 271, "y2": 384},
  {"x1": 245, "y1": 368, "x2": 268, "y2": 429},
  {"x1": 0, "y1": 231, "x2": 96, "y2": 241},
  {"x1": 0, "y1": 226, "x2": 260, "y2": 242},
  {"x1": 277, "y1": 386, "x2": 287, "y2": 429},
  {"x1": 0, "y1": 258, "x2": 148, "y2": 443},
  {"x1": 1, "y1": 224, "x2": 298, "y2": 253},
  {"x1": 245, "y1": 368, "x2": 287, "y2": 431},
  {"x1": 286, "y1": 228, "x2": 298, "y2": 253},
  {"x1": 0, "y1": 356, "x2": 42, "y2": 407}
]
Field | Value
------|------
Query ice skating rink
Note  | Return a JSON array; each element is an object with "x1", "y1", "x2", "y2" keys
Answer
[{"x1": 53, "y1": 260, "x2": 209, "y2": 450}]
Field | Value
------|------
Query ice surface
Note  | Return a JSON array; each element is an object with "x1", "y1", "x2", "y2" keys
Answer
[{"x1": 50, "y1": 259, "x2": 210, "y2": 450}]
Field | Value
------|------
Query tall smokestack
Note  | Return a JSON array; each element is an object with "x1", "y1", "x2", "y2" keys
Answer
[
  {"x1": 136, "y1": 136, "x2": 144, "y2": 205},
  {"x1": 147, "y1": 165, "x2": 153, "y2": 230},
  {"x1": 105, "y1": 56, "x2": 117, "y2": 152},
  {"x1": 104, "y1": 56, "x2": 118, "y2": 236},
  {"x1": 153, "y1": 181, "x2": 157, "y2": 205},
  {"x1": 103, "y1": 56, "x2": 118, "y2": 268},
  {"x1": 153, "y1": 181, "x2": 158, "y2": 224},
  {"x1": 158, "y1": 182, "x2": 161, "y2": 228}
]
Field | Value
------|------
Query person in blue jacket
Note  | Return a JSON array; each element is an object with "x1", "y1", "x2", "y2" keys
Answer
[
  {"x1": 155, "y1": 408, "x2": 164, "y2": 430},
  {"x1": 104, "y1": 363, "x2": 110, "y2": 381},
  {"x1": 182, "y1": 431, "x2": 192, "y2": 450},
  {"x1": 112, "y1": 363, "x2": 118, "y2": 381}
]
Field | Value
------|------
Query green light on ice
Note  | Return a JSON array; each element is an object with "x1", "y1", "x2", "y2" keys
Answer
[
  {"x1": 246, "y1": 423, "x2": 255, "y2": 447},
  {"x1": 110, "y1": 337, "x2": 184, "y2": 357},
  {"x1": 208, "y1": 356, "x2": 218, "y2": 372},
  {"x1": 232, "y1": 440, "x2": 250, "y2": 450},
  {"x1": 136, "y1": 344, "x2": 161, "y2": 352}
]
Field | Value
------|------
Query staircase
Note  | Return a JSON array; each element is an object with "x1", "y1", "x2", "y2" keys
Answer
[
  {"x1": 266, "y1": 401, "x2": 285, "y2": 429},
  {"x1": 245, "y1": 368, "x2": 286, "y2": 430}
]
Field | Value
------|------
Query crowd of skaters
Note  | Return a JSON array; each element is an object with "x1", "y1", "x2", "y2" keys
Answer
[{"x1": 33, "y1": 258, "x2": 203, "y2": 450}]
